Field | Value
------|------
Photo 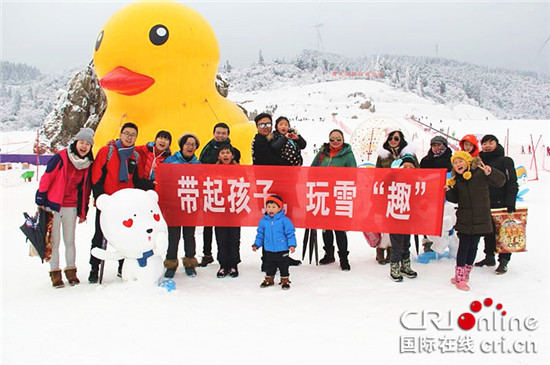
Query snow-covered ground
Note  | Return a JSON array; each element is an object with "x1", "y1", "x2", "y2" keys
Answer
[{"x1": 2, "y1": 80, "x2": 549, "y2": 364}]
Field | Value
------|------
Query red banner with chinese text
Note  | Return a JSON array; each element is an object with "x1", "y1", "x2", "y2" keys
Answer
[{"x1": 156, "y1": 164, "x2": 446, "y2": 235}]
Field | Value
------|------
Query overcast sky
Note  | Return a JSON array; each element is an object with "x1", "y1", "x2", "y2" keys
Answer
[{"x1": 1, "y1": 1, "x2": 549, "y2": 75}]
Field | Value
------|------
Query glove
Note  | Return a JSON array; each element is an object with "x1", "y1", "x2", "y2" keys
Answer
[{"x1": 507, "y1": 206, "x2": 516, "y2": 213}]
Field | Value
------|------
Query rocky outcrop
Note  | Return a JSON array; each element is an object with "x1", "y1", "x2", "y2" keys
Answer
[{"x1": 42, "y1": 62, "x2": 106, "y2": 149}]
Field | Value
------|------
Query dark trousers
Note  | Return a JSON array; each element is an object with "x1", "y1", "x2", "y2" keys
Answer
[
  {"x1": 457, "y1": 233, "x2": 481, "y2": 267},
  {"x1": 215, "y1": 227, "x2": 241, "y2": 269},
  {"x1": 389, "y1": 234, "x2": 411, "y2": 263},
  {"x1": 483, "y1": 221, "x2": 512, "y2": 262},
  {"x1": 264, "y1": 250, "x2": 290, "y2": 277},
  {"x1": 203, "y1": 226, "x2": 213, "y2": 256},
  {"x1": 167, "y1": 226, "x2": 196, "y2": 260},
  {"x1": 90, "y1": 210, "x2": 123, "y2": 271},
  {"x1": 322, "y1": 230, "x2": 348, "y2": 255}
]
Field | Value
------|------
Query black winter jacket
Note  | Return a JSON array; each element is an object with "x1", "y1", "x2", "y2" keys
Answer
[
  {"x1": 479, "y1": 145, "x2": 518, "y2": 211},
  {"x1": 420, "y1": 148, "x2": 452, "y2": 171},
  {"x1": 251, "y1": 134, "x2": 287, "y2": 166},
  {"x1": 446, "y1": 165, "x2": 505, "y2": 235}
]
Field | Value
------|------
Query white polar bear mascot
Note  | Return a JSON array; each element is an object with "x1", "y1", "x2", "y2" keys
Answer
[
  {"x1": 91, "y1": 188, "x2": 168, "y2": 286},
  {"x1": 417, "y1": 201, "x2": 459, "y2": 263}
]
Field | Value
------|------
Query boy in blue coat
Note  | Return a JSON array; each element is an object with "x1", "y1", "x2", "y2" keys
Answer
[{"x1": 252, "y1": 195, "x2": 296, "y2": 290}]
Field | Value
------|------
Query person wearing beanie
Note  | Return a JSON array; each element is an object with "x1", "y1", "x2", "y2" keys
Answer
[
  {"x1": 35, "y1": 128, "x2": 95, "y2": 288},
  {"x1": 311, "y1": 129, "x2": 356, "y2": 271},
  {"x1": 162, "y1": 133, "x2": 201, "y2": 278},
  {"x1": 198, "y1": 122, "x2": 241, "y2": 268},
  {"x1": 445, "y1": 151, "x2": 505, "y2": 291},
  {"x1": 134, "y1": 130, "x2": 172, "y2": 191},
  {"x1": 459, "y1": 134, "x2": 480, "y2": 157},
  {"x1": 387, "y1": 156, "x2": 418, "y2": 282},
  {"x1": 269, "y1": 116, "x2": 307, "y2": 166},
  {"x1": 419, "y1": 135, "x2": 452, "y2": 252},
  {"x1": 475, "y1": 134, "x2": 519, "y2": 274},
  {"x1": 89, "y1": 122, "x2": 145, "y2": 283},
  {"x1": 214, "y1": 145, "x2": 242, "y2": 278},
  {"x1": 420, "y1": 135, "x2": 452, "y2": 171},
  {"x1": 252, "y1": 195, "x2": 297, "y2": 290},
  {"x1": 375, "y1": 128, "x2": 417, "y2": 264}
]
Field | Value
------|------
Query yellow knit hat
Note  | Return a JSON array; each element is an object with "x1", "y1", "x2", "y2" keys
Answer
[
  {"x1": 448, "y1": 151, "x2": 474, "y2": 183},
  {"x1": 451, "y1": 151, "x2": 473, "y2": 165}
]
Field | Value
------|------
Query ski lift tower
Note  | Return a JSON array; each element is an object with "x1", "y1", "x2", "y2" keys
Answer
[{"x1": 315, "y1": 23, "x2": 324, "y2": 51}]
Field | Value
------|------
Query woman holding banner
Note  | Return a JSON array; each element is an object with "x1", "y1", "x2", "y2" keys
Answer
[
  {"x1": 374, "y1": 128, "x2": 417, "y2": 264},
  {"x1": 162, "y1": 133, "x2": 201, "y2": 278},
  {"x1": 311, "y1": 129, "x2": 357, "y2": 271}
]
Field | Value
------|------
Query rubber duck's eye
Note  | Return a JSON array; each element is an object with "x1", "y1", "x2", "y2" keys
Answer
[
  {"x1": 149, "y1": 24, "x2": 169, "y2": 46},
  {"x1": 95, "y1": 30, "x2": 104, "y2": 52}
]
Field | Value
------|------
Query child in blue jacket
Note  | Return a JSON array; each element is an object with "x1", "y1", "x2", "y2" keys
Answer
[{"x1": 252, "y1": 195, "x2": 296, "y2": 290}]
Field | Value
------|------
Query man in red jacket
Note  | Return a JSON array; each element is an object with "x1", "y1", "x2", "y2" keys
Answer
[{"x1": 88, "y1": 122, "x2": 143, "y2": 283}]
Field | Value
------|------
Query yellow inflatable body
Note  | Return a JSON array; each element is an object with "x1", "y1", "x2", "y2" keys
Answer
[{"x1": 93, "y1": 0, "x2": 256, "y2": 163}]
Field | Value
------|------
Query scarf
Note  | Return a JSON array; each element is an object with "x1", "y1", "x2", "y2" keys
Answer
[
  {"x1": 329, "y1": 145, "x2": 343, "y2": 158},
  {"x1": 115, "y1": 139, "x2": 134, "y2": 182},
  {"x1": 137, "y1": 250, "x2": 154, "y2": 267},
  {"x1": 433, "y1": 145, "x2": 447, "y2": 158},
  {"x1": 67, "y1": 144, "x2": 92, "y2": 170}
]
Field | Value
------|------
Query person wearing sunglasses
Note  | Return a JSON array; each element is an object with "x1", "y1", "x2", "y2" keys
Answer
[
  {"x1": 311, "y1": 129, "x2": 357, "y2": 271},
  {"x1": 251, "y1": 113, "x2": 303, "y2": 268},
  {"x1": 251, "y1": 113, "x2": 286, "y2": 166},
  {"x1": 374, "y1": 128, "x2": 418, "y2": 265}
]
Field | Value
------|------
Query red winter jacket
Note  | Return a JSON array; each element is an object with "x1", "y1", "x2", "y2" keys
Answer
[
  {"x1": 91, "y1": 144, "x2": 139, "y2": 197},
  {"x1": 35, "y1": 149, "x2": 92, "y2": 220},
  {"x1": 135, "y1": 142, "x2": 171, "y2": 180}
]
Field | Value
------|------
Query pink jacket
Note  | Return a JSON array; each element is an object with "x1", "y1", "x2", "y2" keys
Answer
[{"x1": 35, "y1": 149, "x2": 92, "y2": 220}]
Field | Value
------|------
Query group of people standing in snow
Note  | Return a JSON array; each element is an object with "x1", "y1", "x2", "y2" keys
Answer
[{"x1": 34, "y1": 112, "x2": 518, "y2": 292}]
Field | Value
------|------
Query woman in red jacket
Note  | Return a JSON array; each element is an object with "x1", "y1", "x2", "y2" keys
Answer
[
  {"x1": 35, "y1": 128, "x2": 94, "y2": 288},
  {"x1": 134, "y1": 130, "x2": 172, "y2": 190}
]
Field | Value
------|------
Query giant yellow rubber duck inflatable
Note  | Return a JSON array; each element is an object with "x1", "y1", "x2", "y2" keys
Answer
[{"x1": 93, "y1": 0, "x2": 256, "y2": 163}]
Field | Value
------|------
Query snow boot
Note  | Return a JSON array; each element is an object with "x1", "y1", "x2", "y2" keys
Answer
[
  {"x1": 260, "y1": 276, "x2": 275, "y2": 288},
  {"x1": 339, "y1": 251, "x2": 350, "y2": 271},
  {"x1": 475, "y1": 255, "x2": 496, "y2": 267},
  {"x1": 216, "y1": 267, "x2": 227, "y2": 278},
  {"x1": 49, "y1": 269, "x2": 65, "y2": 288},
  {"x1": 454, "y1": 266, "x2": 470, "y2": 291},
  {"x1": 182, "y1": 257, "x2": 199, "y2": 277},
  {"x1": 376, "y1": 248, "x2": 386, "y2": 265},
  {"x1": 422, "y1": 237, "x2": 434, "y2": 252},
  {"x1": 390, "y1": 262, "x2": 403, "y2": 282},
  {"x1": 280, "y1": 277, "x2": 291, "y2": 290},
  {"x1": 495, "y1": 259, "x2": 508, "y2": 275},
  {"x1": 64, "y1": 267, "x2": 80, "y2": 286},
  {"x1": 319, "y1": 247, "x2": 335, "y2": 265},
  {"x1": 228, "y1": 267, "x2": 239, "y2": 278},
  {"x1": 400, "y1": 258, "x2": 417, "y2": 279},
  {"x1": 198, "y1": 255, "x2": 214, "y2": 267},
  {"x1": 164, "y1": 259, "x2": 178, "y2": 279},
  {"x1": 88, "y1": 266, "x2": 99, "y2": 284},
  {"x1": 451, "y1": 265, "x2": 473, "y2": 284}
]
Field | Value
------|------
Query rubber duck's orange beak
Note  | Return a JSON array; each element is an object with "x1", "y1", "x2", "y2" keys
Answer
[{"x1": 99, "y1": 66, "x2": 155, "y2": 96}]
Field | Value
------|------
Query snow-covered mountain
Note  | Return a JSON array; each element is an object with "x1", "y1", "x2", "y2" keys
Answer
[
  {"x1": 225, "y1": 50, "x2": 550, "y2": 120},
  {"x1": 1, "y1": 51, "x2": 549, "y2": 136}
]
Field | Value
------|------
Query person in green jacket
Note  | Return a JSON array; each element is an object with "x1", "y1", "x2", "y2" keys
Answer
[{"x1": 311, "y1": 129, "x2": 357, "y2": 271}]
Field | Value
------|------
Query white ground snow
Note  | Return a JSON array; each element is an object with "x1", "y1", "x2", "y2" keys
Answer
[{"x1": 1, "y1": 80, "x2": 549, "y2": 364}]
